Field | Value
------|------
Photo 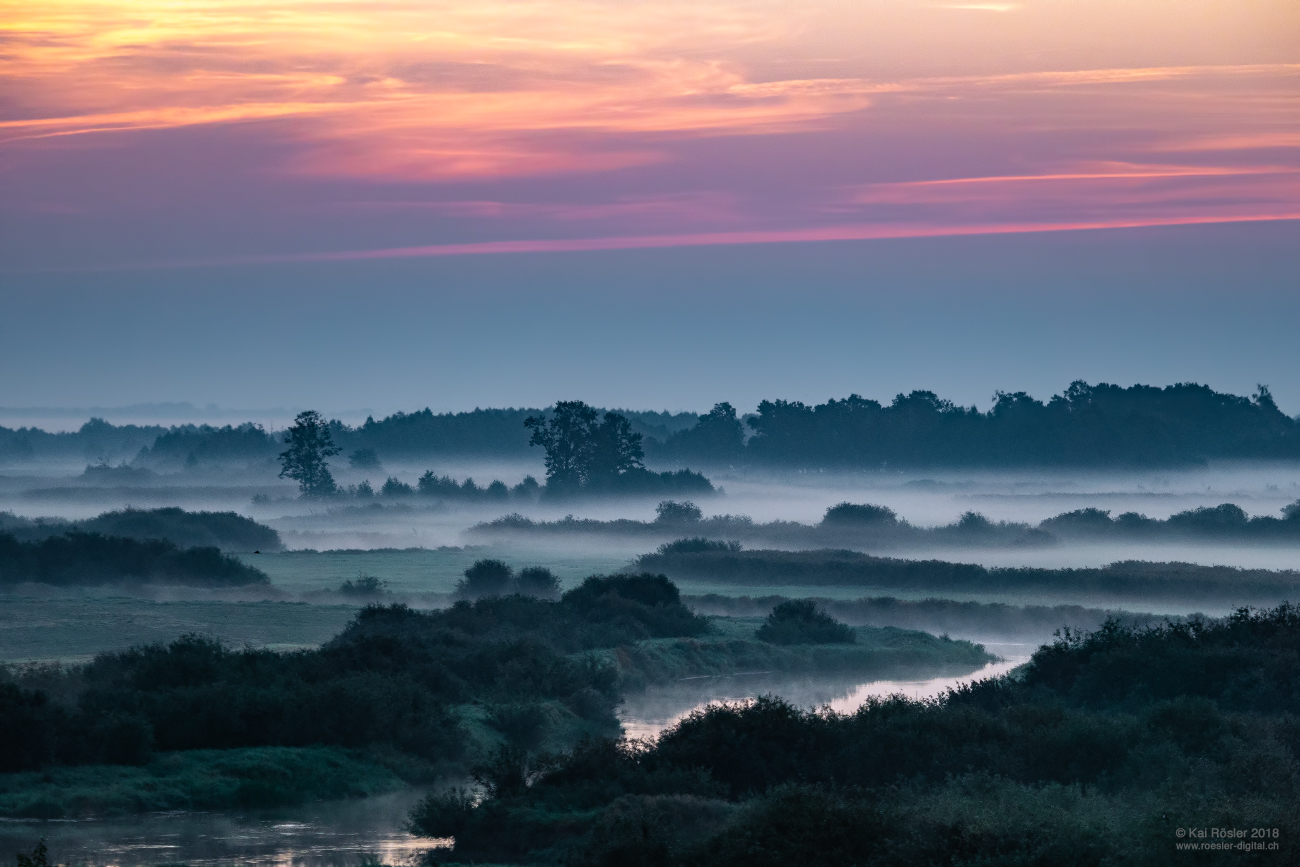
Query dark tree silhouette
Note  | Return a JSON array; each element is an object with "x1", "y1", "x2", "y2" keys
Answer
[
  {"x1": 524, "y1": 403, "x2": 650, "y2": 492},
  {"x1": 525, "y1": 401, "x2": 599, "y2": 491},
  {"x1": 588, "y1": 412, "x2": 644, "y2": 486},
  {"x1": 658, "y1": 401, "x2": 745, "y2": 463},
  {"x1": 278, "y1": 410, "x2": 340, "y2": 497}
]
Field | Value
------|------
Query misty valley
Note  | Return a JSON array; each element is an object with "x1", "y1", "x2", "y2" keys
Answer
[{"x1": 2, "y1": 385, "x2": 1300, "y2": 865}]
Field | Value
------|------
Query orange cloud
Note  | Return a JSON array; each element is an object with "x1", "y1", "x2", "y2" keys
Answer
[{"x1": 2, "y1": 0, "x2": 1296, "y2": 256}]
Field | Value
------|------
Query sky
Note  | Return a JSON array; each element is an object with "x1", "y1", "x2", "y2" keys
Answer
[{"x1": 2, "y1": 0, "x2": 1298, "y2": 419}]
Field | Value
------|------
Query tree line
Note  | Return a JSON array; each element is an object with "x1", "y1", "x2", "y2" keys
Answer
[
  {"x1": 278, "y1": 407, "x2": 713, "y2": 498},
  {"x1": 5, "y1": 381, "x2": 1298, "y2": 470}
]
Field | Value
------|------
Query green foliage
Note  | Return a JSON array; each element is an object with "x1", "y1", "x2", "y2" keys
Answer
[
  {"x1": 0, "y1": 531, "x2": 270, "y2": 587},
  {"x1": 278, "y1": 410, "x2": 341, "y2": 496},
  {"x1": 755, "y1": 601, "x2": 855, "y2": 645},
  {"x1": 418, "y1": 604, "x2": 1300, "y2": 864}
]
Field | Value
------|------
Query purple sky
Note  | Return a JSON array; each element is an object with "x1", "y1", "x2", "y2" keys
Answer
[{"x1": 2, "y1": 1, "x2": 1297, "y2": 415}]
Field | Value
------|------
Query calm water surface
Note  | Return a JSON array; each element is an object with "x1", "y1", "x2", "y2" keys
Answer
[
  {"x1": 618, "y1": 646, "x2": 1031, "y2": 740},
  {"x1": 0, "y1": 789, "x2": 447, "y2": 867}
]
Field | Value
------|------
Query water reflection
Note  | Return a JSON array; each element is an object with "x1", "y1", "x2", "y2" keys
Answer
[
  {"x1": 619, "y1": 646, "x2": 1033, "y2": 741},
  {"x1": 0, "y1": 789, "x2": 447, "y2": 867}
]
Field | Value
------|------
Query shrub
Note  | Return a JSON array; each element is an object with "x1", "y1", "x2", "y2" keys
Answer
[
  {"x1": 457, "y1": 559, "x2": 515, "y2": 599},
  {"x1": 756, "y1": 601, "x2": 856, "y2": 645},
  {"x1": 656, "y1": 538, "x2": 741, "y2": 556},
  {"x1": 821, "y1": 502, "x2": 897, "y2": 526},
  {"x1": 408, "y1": 787, "x2": 477, "y2": 838},
  {"x1": 656, "y1": 501, "x2": 703, "y2": 524},
  {"x1": 338, "y1": 574, "x2": 387, "y2": 597},
  {"x1": 516, "y1": 566, "x2": 562, "y2": 599}
]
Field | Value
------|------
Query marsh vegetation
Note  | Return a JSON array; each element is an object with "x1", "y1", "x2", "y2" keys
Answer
[{"x1": 411, "y1": 604, "x2": 1300, "y2": 865}]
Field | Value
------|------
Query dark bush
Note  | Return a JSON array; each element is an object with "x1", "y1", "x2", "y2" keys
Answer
[
  {"x1": 516, "y1": 566, "x2": 562, "y2": 599},
  {"x1": 457, "y1": 559, "x2": 515, "y2": 599},
  {"x1": 656, "y1": 538, "x2": 741, "y2": 556},
  {"x1": 416, "y1": 604, "x2": 1300, "y2": 864},
  {"x1": 755, "y1": 601, "x2": 855, "y2": 645},
  {"x1": 0, "y1": 531, "x2": 269, "y2": 587},
  {"x1": 820, "y1": 503, "x2": 897, "y2": 526},
  {"x1": 655, "y1": 501, "x2": 703, "y2": 524}
]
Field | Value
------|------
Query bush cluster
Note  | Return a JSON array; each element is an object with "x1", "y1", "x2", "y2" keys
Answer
[
  {"x1": 412, "y1": 604, "x2": 1300, "y2": 864},
  {"x1": 0, "y1": 574, "x2": 710, "y2": 776},
  {"x1": 755, "y1": 601, "x2": 855, "y2": 645},
  {"x1": 456, "y1": 559, "x2": 562, "y2": 600}
]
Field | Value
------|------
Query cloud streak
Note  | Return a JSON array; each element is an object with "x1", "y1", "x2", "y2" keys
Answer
[{"x1": 1, "y1": 0, "x2": 1297, "y2": 266}]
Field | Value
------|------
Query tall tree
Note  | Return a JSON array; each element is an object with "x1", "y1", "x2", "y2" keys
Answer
[
  {"x1": 588, "y1": 412, "x2": 644, "y2": 486},
  {"x1": 661, "y1": 402, "x2": 744, "y2": 462},
  {"x1": 525, "y1": 401, "x2": 599, "y2": 491},
  {"x1": 278, "y1": 410, "x2": 340, "y2": 496}
]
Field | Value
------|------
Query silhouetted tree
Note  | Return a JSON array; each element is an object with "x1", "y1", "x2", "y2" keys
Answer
[
  {"x1": 660, "y1": 401, "x2": 745, "y2": 462},
  {"x1": 588, "y1": 412, "x2": 644, "y2": 486},
  {"x1": 278, "y1": 411, "x2": 340, "y2": 497},
  {"x1": 526, "y1": 401, "x2": 599, "y2": 491},
  {"x1": 381, "y1": 476, "x2": 413, "y2": 496},
  {"x1": 655, "y1": 500, "x2": 703, "y2": 524}
]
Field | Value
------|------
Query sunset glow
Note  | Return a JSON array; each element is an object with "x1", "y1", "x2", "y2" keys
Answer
[{"x1": 2, "y1": 0, "x2": 1298, "y2": 265}]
